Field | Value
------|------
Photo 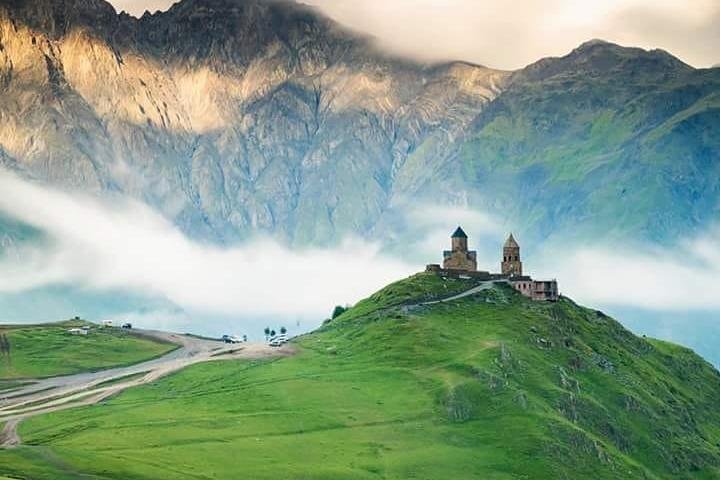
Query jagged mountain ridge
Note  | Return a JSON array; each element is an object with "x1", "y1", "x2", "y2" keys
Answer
[
  {"x1": 0, "y1": 0, "x2": 507, "y2": 245},
  {"x1": 0, "y1": 0, "x2": 718, "y2": 249}
]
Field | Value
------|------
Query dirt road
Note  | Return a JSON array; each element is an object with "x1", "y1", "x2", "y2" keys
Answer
[
  {"x1": 0, "y1": 329, "x2": 293, "y2": 448},
  {"x1": 421, "y1": 281, "x2": 498, "y2": 305}
]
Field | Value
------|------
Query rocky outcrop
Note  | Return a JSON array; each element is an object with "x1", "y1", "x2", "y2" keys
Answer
[{"x1": 0, "y1": 0, "x2": 507, "y2": 244}]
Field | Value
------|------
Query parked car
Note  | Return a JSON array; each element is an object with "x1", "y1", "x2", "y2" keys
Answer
[
  {"x1": 121, "y1": 323, "x2": 133, "y2": 329},
  {"x1": 269, "y1": 334, "x2": 289, "y2": 347},
  {"x1": 222, "y1": 335, "x2": 243, "y2": 344}
]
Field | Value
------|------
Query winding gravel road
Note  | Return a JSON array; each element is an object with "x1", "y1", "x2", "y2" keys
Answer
[{"x1": 0, "y1": 329, "x2": 293, "y2": 448}]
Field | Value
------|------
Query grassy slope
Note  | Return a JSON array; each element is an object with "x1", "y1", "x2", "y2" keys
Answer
[
  {"x1": 1, "y1": 274, "x2": 720, "y2": 479},
  {"x1": 0, "y1": 321, "x2": 176, "y2": 379},
  {"x1": 451, "y1": 46, "x2": 720, "y2": 245}
]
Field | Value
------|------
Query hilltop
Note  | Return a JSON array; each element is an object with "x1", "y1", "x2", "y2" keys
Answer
[{"x1": 1, "y1": 273, "x2": 719, "y2": 479}]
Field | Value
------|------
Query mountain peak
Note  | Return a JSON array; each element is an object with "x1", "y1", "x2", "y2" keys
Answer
[
  {"x1": 572, "y1": 39, "x2": 690, "y2": 68},
  {"x1": 576, "y1": 38, "x2": 612, "y2": 49},
  {"x1": 0, "y1": 0, "x2": 119, "y2": 38},
  {"x1": 0, "y1": 0, "x2": 361, "y2": 70},
  {"x1": 129, "y1": 0, "x2": 358, "y2": 70},
  {"x1": 516, "y1": 38, "x2": 692, "y2": 83}
]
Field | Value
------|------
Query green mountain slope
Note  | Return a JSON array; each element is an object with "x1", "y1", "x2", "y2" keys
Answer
[
  {"x1": 0, "y1": 320, "x2": 176, "y2": 379},
  {"x1": 449, "y1": 41, "x2": 720, "y2": 244},
  {"x1": 2, "y1": 274, "x2": 719, "y2": 479}
]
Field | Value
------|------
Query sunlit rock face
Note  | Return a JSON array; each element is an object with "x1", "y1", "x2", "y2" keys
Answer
[
  {"x1": 3, "y1": 0, "x2": 718, "y2": 250},
  {"x1": 0, "y1": 0, "x2": 507, "y2": 245}
]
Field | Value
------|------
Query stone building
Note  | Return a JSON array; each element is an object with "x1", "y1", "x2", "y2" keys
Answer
[
  {"x1": 530, "y1": 280, "x2": 559, "y2": 302},
  {"x1": 503, "y1": 234, "x2": 558, "y2": 301},
  {"x1": 501, "y1": 233, "x2": 523, "y2": 276},
  {"x1": 509, "y1": 275, "x2": 534, "y2": 296},
  {"x1": 442, "y1": 227, "x2": 478, "y2": 271},
  {"x1": 427, "y1": 227, "x2": 559, "y2": 302},
  {"x1": 507, "y1": 276, "x2": 559, "y2": 301}
]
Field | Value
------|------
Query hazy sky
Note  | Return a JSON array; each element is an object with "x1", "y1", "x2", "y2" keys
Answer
[{"x1": 108, "y1": 0, "x2": 720, "y2": 69}]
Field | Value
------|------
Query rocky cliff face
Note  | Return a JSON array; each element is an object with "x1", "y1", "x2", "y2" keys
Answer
[
  {"x1": 0, "y1": 0, "x2": 507, "y2": 245},
  {"x1": 0, "y1": 0, "x2": 718, "y2": 250}
]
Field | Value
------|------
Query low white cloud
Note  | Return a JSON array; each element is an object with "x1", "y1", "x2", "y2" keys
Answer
[
  {"x1": 0, "y1": 171, "x2": 415, "y2": 318},
  {"x1": 108, "y1": 0, "x2": 718, "y2": 69},
  {"x1": 391, "y1": 204, "x2": 720, "y2": 313},
  {"x1": 544, "y1": 232, "x2": 720, "y2": 311},
  {"x1": 1, "y1": 170, "x2": 719, "y2": 321}
]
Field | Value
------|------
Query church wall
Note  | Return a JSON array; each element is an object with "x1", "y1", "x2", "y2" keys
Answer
[{"x1": 443, "y1": 250, "x2": 477, "y2": 271}]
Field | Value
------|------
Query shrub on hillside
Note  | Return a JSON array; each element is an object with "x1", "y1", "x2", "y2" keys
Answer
[{"x1": 331, "y1": 305, "x2": 347, "y2": 319}]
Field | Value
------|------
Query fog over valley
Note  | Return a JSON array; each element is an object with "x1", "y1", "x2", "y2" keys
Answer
[{"x1": 1, "y1": 172, "x2": 719, "y2": 364}]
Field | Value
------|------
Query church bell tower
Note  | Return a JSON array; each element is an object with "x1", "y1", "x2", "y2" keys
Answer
[{"x1": 501, "y1": 233, "x2": 523, "y2": 276}]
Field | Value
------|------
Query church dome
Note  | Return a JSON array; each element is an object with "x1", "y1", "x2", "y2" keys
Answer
[{"x1": 451, "y1": 226, "x2": 468, "y2": 238}]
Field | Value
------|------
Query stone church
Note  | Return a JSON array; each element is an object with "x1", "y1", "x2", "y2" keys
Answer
[
  {"x1": 427, "y1": 227, "x2": 559, "y2": 302},
  {"x1": 442, "y1": 227, "x2": 477, "y2": 271}
]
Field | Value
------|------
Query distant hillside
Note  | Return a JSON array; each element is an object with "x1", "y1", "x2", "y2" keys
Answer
[
  {"x1": 0, "y1": 320, "x2": 175, "y2": 379},
  {"x1": 2, "y1": 274, "x2": 719, "y2": 479},
  {"x1": 0, "y1": 0, "x2": 718, "y2": 248},
  {"x1": 449, "y1": 40, "x2": 720, "y2": 244}
]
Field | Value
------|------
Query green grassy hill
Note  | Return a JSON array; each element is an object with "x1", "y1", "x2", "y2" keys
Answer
[
  {"x1": 1, "y1": 274, "x2": 719, "y2": 479},
  {"x1": 0, "y1": 321, "x2": 176, "y2": 380}
]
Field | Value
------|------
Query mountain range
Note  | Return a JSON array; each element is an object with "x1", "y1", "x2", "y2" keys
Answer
[
  {"x1": 1, "y1": 5, "x2": 720, "y2": 475},
  {"x1": 0, "y1": 0, "x2": 717, "y2": 249}
]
